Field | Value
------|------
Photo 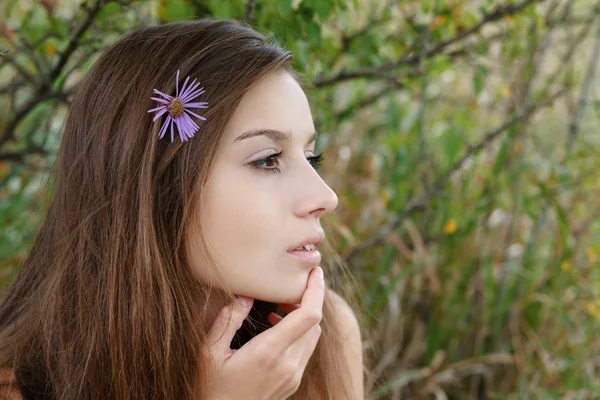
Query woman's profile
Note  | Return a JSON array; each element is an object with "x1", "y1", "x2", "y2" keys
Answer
[{"x1": 0, "y1": 19, "x2": 363, "y2": 399}]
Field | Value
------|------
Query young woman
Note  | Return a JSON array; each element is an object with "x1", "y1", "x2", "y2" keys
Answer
[{"x1": 0, "y1": 19, "x2": 363, "y2": 399}]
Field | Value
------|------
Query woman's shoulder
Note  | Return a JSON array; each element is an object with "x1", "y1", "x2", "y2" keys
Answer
[{"x1": 0, "y1": 367, "x2": 23, "y2": 400}]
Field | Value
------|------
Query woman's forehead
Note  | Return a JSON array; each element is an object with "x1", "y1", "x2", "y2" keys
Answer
[{"x1": 223, "y1": 70, "x2": 315, "y2": 145}]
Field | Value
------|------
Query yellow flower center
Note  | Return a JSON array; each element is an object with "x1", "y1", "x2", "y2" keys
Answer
[{"x1": 168, "y1": 98, "x2": 184, "y2": 118}]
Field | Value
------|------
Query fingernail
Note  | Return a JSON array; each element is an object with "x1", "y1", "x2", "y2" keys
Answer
[
  {"x1": 316, "y1": 266, "x2": 323, "y2": 278},
  {"x1": 236, "y1": 296, "x2": 251, "y2": 306}
]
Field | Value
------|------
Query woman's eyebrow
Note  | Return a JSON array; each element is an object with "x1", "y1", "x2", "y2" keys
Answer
[{"x1": 234, "y1": 129, "x2": 317, "y2": 145}]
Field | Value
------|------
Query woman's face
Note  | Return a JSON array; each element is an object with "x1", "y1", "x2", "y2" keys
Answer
[{"x1": 191, "y1": 70, "x2": 338, "y2": 304}]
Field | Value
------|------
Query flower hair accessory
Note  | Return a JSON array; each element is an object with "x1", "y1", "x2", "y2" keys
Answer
[{"x1": 148, "y1": 70, "x2": 208, "y2": 143}]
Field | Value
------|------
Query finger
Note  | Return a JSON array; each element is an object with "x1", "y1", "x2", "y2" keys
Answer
[
  {"x1": 297, "y1": 323, "x2": 322, "y2": 367},
  {"x1": 268, "y1": 312, "x2": 283, "y2": 326},
  {"x1": 284, "y1": 322, "x2": 321, "y2": 372},
  {"x1": 299, "y1": 267, "x2": 325, "y2": 312},
  {"x1": 205, "y1": 296, "x2": 254, "y2": 359},
  {"x1": 244, "y1": 267, "x2": 324, "y2": 355}
]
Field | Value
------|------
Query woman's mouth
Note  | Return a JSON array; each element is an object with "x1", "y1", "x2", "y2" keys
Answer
[{"x1": 287, "y1": 244, "x2": 321, "y2": 266}]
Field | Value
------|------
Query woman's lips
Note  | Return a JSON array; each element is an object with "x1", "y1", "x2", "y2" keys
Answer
[{"x1": 287, "y1": 249, "x2": 321, "y2": 266}]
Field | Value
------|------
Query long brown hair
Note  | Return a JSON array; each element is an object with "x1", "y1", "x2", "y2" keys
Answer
[{"x1": 0, "y1": 19, "x2": 360, "y2": 399}]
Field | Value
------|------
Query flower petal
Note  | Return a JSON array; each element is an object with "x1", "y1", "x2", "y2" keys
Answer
[
  {"x1": 184, "y1": 109, "x2": 206, "y2": 121},
  {"x1": 182, "y1": 102, "x2": 208, "y2": 109},
  {"x1": 148, "y1": 105, "x2": 167, "y2": 113},
  {"x1": 179, "y1": 116, "x2": 193, "y2": 137},
  {"x1": 175, "y1": 70, "x2": 180, "y2": 97},
  {"x1": 150, "y1": 97, "x2": 170, "y2": 105},
  {"x1": 152, "y1": 108, "x2": 168, "y2": 121},
  {"x1": 179, "y1": 76, "x2": 191, "y2": 98},
  {"x1": 174, "y1": 117, "x2": 185, "y2": 142},
  {"x1": 153, "y1": 89, "x2": 173, "y2": 100},
  {"x1": 170, "y1": 117, "x2": 175, "y2": 143},
  {"x1": 182, "y1": 112, "x2": 199, "y2": 131},
  {"x1": 181, "y1": 87, "x2": 205, "y2": 103},
  {"x1": 181, "y1": 79, "x2": 200, "y2": 100},
  {"x1": 158, "y1": 115, "x2": 171, "y2": 140}
]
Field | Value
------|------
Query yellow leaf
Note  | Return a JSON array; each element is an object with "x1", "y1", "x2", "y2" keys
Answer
[
  {"x1": 0, "y1": 161, "x2": 9, "y2": 178},
  {"x1": 587, "y1": 247, "x2": 597, "y2": 264},
  {"x1": 432, "y1": 15, "x2": 447, "y2": 30},
  {"x1": 500, "y1": 83, "x2": 511, "y2": 98},
  {"x1": 1, "y1": 24, "x2": 16, "y2": 40},
  {"x1": 513, "y1": 140, "x2": 522, "y2": 154},
  {"x1": 443, "y1": 218, "x2": 457, "y2": 235},
  {"x1": 158, "y1": 5, "x2": 167, "y2": 20},
  {"x1": 586, "y1": 301, "x2": 596, "y2": 315},
  {"x1": 46, "y1": 42, "x2": 56, "y2": 59}
]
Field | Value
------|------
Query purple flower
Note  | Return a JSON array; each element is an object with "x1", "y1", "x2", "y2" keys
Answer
[{"x1": 148, "y1": 70, "x2": 208, "y2": 143}]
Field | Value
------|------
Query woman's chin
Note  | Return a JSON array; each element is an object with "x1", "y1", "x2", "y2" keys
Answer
[
  {"x1": 254, "y1": 293, "x2": 303, "y2": 305},
  {"x1": 242, "y1": 272, "x2": 310, "y2": 305}
]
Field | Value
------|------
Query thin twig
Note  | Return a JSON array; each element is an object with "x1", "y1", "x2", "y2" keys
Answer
[
  {"x1": 245, "y1": 0, "x2": 257, "y2": 23},
  {"x1": 0, "y1": 0, "x2": 103, "y2": 146},
  {"x1": 523, "y1": 10, "x2": 600, "y2": 257},
  {"x1": 1, "y1": 55, "x2": 38, "y2": 86},
  {"x1": 49, "y1": 0, "x2": 103, "y2": 82},
  {"x1": 327, "y1": 0, "x2": 394, "y2": 71},
  {"x1": 0, "y1": 146, "x2": 48, "y2": 162},
  {"x1": 415, "y1": 0, "x2": 441, "y2": 188},
  {"x1": 314, "y1": 0, "x2": 543, "y2": 87},
  {"x1": 495, "y1": 1, "x2": 567, "y2": 336},
  {"x1": 344, "y1": 90, "x2": 565, "y2": 265}
]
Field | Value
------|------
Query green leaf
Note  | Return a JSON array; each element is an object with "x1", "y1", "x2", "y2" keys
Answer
[
  {"x1": 294, "y1": 39, "x2": 309, "y2": 70},
  {"x1": 304, "y1": 18, "x2": 321, "y2": 46},
  {"x1": 472, "y1": 64, "x2": 488, "y2": 96},
  {"x1": 97, "y1": 2, "x2": 120, "y2": 23},
  {"x1": 50, "y1": 17, "x2": 69, "y2": 37},
  {"x1": 21, "y1": 3, "x2": 51, "y2": 43},
  {"x1": 276, "y1": 0, "x2": 293, "y2": 17},
  {"x1": 492, "y1": 127, "x2": 515, "y2": 175},
  {"x1": 4, "y1": 0, "x2": 19, "y2": 18},
  {"x1": 441, "y1": 127, "x2": 462, "y2": 165},
  {"x1": 312, "y1": 1, "x2": 332, "y2": 20},
  {"x1": 166, "y1": 0, "x2": 196, "y2": 20}
]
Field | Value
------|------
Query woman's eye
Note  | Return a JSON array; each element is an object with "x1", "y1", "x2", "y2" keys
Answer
[
  {"x1": 308, "y1": 153, "x2": 324, "y2": 170},
  {"x1": 250, "y1": 151, "x2": 283, "y2": 174},
  {"x1": 249, "y1": 151, "x2": 324, "y2": 175}
]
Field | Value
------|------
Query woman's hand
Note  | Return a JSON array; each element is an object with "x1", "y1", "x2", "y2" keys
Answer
[{"x1": 204, "y1": 266, "x2": 324, "y2": 400}]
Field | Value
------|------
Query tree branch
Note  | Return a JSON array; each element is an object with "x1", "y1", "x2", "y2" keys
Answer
[
  {"x1": 49, "y1": 0, "x2": 104, "y2": 82},
  {"x1": 0, "y1": 0, "x2": 103, "y2": 147},
  {"x1": 343, "y1": 90, "x2": 565, "y2": 265},
  {"x1": 0, "y1": 146, "x2": 48, "y2": 162},
  {"x1": 314, "y1": 0, "x2": 543, "y2": 88},
  {"x1": 521, "y1": 8, "x2": 600, "y2": 257}
]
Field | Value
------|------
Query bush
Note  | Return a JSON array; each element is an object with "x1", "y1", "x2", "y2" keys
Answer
[{"x1": 2, "y1": 0, "x2": 600, "y2": 397}]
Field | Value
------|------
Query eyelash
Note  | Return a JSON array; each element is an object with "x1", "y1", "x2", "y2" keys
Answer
[{"x1": 250, "y1": 150, "x2": 324, "y2": 175}]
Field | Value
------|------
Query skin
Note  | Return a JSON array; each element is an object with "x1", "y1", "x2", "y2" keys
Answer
[{"x1": 187, "y1": 70, "x2": 338, "y2": 323}]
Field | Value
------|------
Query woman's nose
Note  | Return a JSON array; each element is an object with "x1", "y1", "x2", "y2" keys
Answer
[
  {"x1": 294, "y1": 162, "x2": 339, "y2": 218},
  {"x1": 308, "y1": 183, "x2": 338, "y2": 218}
]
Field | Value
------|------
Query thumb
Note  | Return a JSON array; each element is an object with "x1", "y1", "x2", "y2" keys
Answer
[{"x1": 206, "y1": 296, "x2": 254, "y2": 360}]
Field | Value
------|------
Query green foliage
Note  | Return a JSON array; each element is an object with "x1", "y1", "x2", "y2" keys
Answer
[{"x1": 2, "y1": 0, "x2": 600, "y2": 398}]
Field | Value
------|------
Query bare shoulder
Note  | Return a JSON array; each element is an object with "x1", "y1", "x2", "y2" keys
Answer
[{"x1": 327, "y1": 289, "x2": 365, "y2": 399}]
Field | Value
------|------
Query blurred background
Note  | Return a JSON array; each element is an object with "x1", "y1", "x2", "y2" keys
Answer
[{"x1": 1, "y1": 0, "x2": 600, "y2": 398}]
